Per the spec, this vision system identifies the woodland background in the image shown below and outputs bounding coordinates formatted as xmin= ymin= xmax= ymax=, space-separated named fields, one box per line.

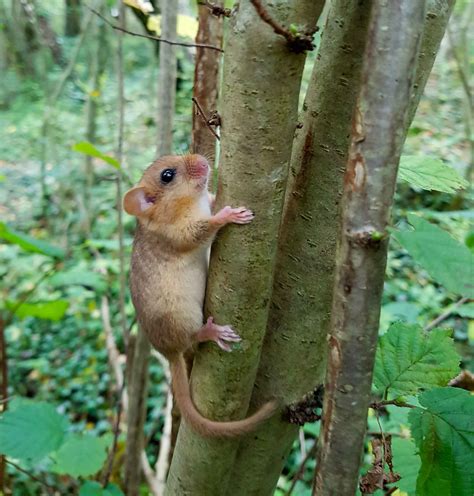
xmin=0 ymin=0 xmax=473 ymax=495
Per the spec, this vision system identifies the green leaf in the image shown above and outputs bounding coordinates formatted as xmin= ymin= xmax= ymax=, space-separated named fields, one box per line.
xmin=409 ymin=388 xmax=474 ymax=496
xmin=398 ymin=155 xmax=468 ymax=193
xmin=79 ymin=481 xmax=124 ymax=496
xmin=50 ymin=268 xmax=107 ymax=292
xmin=373 ymin=322 xmax=460 ymax=397
xmin=391 ymin=437 xmax=421 ymax=495
xmin=52 ymin=434 xmax=110 ymax=477
xmin=0 ymin=402 xmax=67 ymax=463
xmin=455 ymin=302 xmax=474 ymax=318
xmin=6 ymin=300 xmax=69 ymax=321
xmin=72 ymin=142 xmax=121 ymax=169
xmin=0 ymin=222 xmax=64 ymax=258
xmin=393 ymin=214 xmax=474 ymax=297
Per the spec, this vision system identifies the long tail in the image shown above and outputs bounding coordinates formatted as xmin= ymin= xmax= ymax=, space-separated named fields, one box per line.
xmin=169 ymin=354 xmax=277 ymax=437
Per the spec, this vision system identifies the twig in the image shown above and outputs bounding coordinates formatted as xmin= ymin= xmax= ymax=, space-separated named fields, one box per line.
xmin=192 ymin=97 xmax=220 ymax=141
xmin=141 ymin=452 xmax=160 ymax=496
xmin=249 ymin=0 xmax=316 ymax=53
xmin=100 ymin=296 xmax=128 ymax=410
xmin=285 ymin=439 xmax=318 ymax=496
xmin=198 ymin=1 xmax=232 ymax=18
xmin=370 ymin=399 xmax=417 ymax=410
xmin=367 ymin=431 xmax=407 ymax=439
xmin=101 ymin=379 xmax=126 ymax=487
xmin=424 ymin=296 xmax=470 ymax=332
xmin=0 ymin=317 xmax=7 ymax=493
xmin=115 ymin=0 xmax=129 ymax=350
xmin=5 ymin=460 xmax=55 ymax=495
xmin=153 ymin=365 xmax=172 ymax=491
xmin=88 ymin=6 xmax=224 ymax=52
xmin=4 ymin=266 xmax=57 ymax=327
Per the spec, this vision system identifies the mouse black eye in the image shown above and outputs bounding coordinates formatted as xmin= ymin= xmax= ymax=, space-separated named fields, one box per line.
xmin=160 ymin=168 xmax=176 ymax=184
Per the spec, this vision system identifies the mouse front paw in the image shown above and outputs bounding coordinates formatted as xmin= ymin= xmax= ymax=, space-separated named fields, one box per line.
xmin=213 ymin=206 xmax=254 ymax=226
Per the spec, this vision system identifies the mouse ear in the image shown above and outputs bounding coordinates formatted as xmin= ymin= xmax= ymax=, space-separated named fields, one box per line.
xmin=123 ymin=187 xmax=153 ymax=216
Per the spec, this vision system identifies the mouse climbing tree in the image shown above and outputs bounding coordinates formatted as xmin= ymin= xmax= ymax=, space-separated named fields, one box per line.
xmin=133 ymin=0 xmax=455 ymax=494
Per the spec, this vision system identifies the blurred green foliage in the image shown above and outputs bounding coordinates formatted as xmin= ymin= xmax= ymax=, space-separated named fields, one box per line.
xmin=0 ymin=0 xmax=472 ymax=495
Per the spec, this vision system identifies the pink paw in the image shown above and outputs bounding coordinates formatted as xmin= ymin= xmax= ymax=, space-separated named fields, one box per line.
xmin=213 ymin=206 xmax=254 ymax=226
xmin=205 ymin=316 xmax=242 ymax=352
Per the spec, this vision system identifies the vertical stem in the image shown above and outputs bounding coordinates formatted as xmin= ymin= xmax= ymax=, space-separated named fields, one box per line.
xmin=0 ymin=317 xmax=7 ymax=493
xmin=191 ymin=0 xmax=224 ymax=186
xmin=116 ymin=1 xmax=128 ymax=346
xmin=156 ymin=0 xmax=178 ymax=156
xmin=313 ymin=2 xmax=427 ymax=495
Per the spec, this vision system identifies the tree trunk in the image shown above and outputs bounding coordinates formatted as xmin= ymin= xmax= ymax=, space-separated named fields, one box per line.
xmin=65 ymin=0 xmax=81 ymax=37
xmin=313 ymin=2 xmax=427 ymax=494
xmin=156 ymin=0 xmax=177 ymax=156
xmin=165 ymin=2 xmax=322 ymax=494
xmin=191 ymin=1 xmax=224 ymax=169
xmin=224 ymin=2 xmax=371 ymax=494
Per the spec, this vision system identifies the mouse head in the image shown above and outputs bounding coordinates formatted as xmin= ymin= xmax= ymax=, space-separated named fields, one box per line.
xmin=123 ymin=154 xmax=209 ymax=220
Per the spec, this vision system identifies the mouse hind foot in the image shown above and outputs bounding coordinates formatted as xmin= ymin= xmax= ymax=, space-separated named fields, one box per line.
xmin=195 ymin=316 xmax=241 ymax=352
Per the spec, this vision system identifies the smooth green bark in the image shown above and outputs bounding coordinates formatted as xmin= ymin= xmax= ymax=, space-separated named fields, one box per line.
xmin=165 ymin=1 xmax=321 ymax=494
xmin=225 ymin=2 xmax=373 ymax=495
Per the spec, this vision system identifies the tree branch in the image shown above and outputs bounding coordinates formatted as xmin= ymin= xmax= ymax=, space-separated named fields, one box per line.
xmin=88 ymin=6 xmax=224 ymax=52
xmin=192 ymin=97 xmax=220 ymax=141
xmin=249 ymin=0 xmax=317 ymax=53
xmin=313 ymin=2 xmax=427 ymax=494
xmin=424 ymin=296 xmax=470 ymax=331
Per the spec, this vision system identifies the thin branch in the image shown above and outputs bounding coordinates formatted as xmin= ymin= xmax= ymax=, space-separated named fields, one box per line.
xmin=5 ymin=460 xmax=55 ymax=496
xmin=285 ymin=439 xmax=318 ymax=496
xmin=367 ymin=431 xmax=408 ymax=439
xmin=5 ymin=266 xmax=57 ymax=327
xmin=101 ymin=379 xmax=126 ymax=487
xmin=249 ymin=0 xmax=316 ymax=53
xmin=370 ymin=399 xmax=417 ymax=410
xmin=424 ymin=296 xmax=471 ymax=332
xmin=115 ymin=0 xmax=129 ymax=350
xmin=198 ymin=1 xmax=232 ymax=18
xmin=100 ymin=296 xmax=128 ymax=409
xmin=191 ymin=97 xmax=220 ymax=141
xmin=141 ymin=452 xmax=160 ymax=496
xmin=0 ymin=317 xmax=7 ymax=494
xmin=88 ymin=6 xmax=224 ymax=52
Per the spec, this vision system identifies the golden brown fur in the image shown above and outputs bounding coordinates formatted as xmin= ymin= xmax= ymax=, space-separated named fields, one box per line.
xmin=124 ymin=154 xmax=277 ymax=437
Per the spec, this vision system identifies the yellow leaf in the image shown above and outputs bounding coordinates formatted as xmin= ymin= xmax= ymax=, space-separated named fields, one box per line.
xmin=90 ymin=90 xmax=100 ymax=98
xmin=124 ymin=0 xmax=154 ymax=14
xmin=147 ymin=14 xmax=198 ymax=40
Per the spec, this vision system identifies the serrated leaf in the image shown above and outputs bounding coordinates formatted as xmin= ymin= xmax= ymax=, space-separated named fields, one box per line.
xmin=374 ymin=322 xmax=460 ymax=397
xmin=393 ymin=214 xmax=474 ymax=297
xmin=391 ymin=437 xmax=420 ymax=495
xmin=72 ymin=142 xmax=120 ymax=169
xmin=409 ymin=388 xmax=474 ymax=496
xmin=50 ymin=268 xmax=106 ymax=292
xmin=6 ymin=300 xmax=69 ymax=321
xmin=0 ymin=222 xmax=64 ymax=258
xmin=51 ymin=434 xmax=110 ymax=477
xmin=0 ymin=402 xmax=67 ymax=463
xmin=79 ymin=481 xmax=124 ymax=496
xmin=398 ymin=155 xmax=468 ymax=193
